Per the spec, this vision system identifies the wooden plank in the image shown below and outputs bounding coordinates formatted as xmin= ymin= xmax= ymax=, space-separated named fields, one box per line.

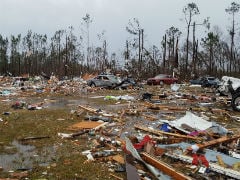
xmin=141 ymin=152 xmax=192 ymax=180
xmin=109 ymin=173 xmax=124 ymax=180
xmin=187 ymin=135 xmax=240 ymax=151
xmin=68 ymin=121 xmax=103 ymax=130
xmin=144 ymin=102 xmax=187 ymax=111
xmin=112 ymin=154 xmax=125 ymax=164
xmin=78 ymin=105 xmax=122 ymax=122
xmin=134 ymin=125 xmax=202 ymax=141
xmin=142 ymin=114 xmax=158 ymax=121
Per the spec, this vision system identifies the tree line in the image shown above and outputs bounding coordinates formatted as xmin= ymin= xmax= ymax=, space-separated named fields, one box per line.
xmin=0 ymin=2 xmax=240 ymax=80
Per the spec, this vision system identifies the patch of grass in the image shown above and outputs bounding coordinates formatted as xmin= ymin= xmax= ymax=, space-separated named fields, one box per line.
xmin=30 ymin=153 xmax=112 ymax=179
xmin=0 ymin=93 xmax=127 ymax=179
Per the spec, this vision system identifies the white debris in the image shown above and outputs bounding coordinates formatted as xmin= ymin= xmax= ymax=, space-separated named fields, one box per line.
xmin=168 ymin=111 xmax=212 ymax=133
xmin=57 ymin=133 xmax=73 ymax=139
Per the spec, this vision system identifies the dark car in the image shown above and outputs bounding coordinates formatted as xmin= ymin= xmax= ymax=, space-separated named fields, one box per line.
xmin=147 ymin=74 xmax=178 ymax=85
xmin=189 ymin=77 xmax=204 ymax=85
xmin=190 ymin=76 xmax=220 ymax=88
xmin=87 ymin=74 xmax=121 ymax=88
xmin=202 ymin=77 xmax=221 ymax=87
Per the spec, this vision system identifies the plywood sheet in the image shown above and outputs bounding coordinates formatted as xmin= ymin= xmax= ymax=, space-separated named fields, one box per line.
xmin=69 ymin=121 xmax=103 ymax=130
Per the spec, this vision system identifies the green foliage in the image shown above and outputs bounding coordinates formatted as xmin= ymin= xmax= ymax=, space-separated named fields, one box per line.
xmin=201 ymin=32 xmax=219 ymax=48
xmin=183 ymin=2 xmax=200 ymax=19
xmin=225 ymin=2 xmax=240 ymax=14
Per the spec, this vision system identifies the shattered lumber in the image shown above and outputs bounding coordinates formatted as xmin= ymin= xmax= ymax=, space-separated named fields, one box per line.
xmin=141 ymin=152 xmax=192 ymax=180
xmin=187 ymin=135 xmax=240 ymax=150
xmin=153 ymin=136 xmax=185 ymax=144
xmin=144 ymin=102 xmax=187 ymax=111
xmin=142 ymin=114 xmax=158 ymax=121
xmin=78 ymin=105 xmax=122 ymax=122
xmin=165 ymin=152 xmax=240 ymax=179
xmin=109 ymin=173 xmax=123 ymax=180
xmin=134 ymin=125 xmax=202 ymax=141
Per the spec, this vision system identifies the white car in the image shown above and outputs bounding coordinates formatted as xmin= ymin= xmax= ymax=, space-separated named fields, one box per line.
xmin=87 ymin=74 xmax=121 ymax=88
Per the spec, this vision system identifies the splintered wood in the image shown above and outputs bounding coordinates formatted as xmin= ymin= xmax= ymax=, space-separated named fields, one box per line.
xmin=141 ymin=152 xmax=192 ymax=180
xmin=78 ymin=104 xmax=122 ymax=122
xmin=144 ymin=101 xmax=187 ymax=112
xmin=134 ymin=124 xmax=202 ymax=141
xmin=187 ymin=135 xmax=240 ymax=150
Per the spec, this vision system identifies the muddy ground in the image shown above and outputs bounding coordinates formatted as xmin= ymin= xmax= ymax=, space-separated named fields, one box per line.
xmin=0 ymin=83 xmax=240 ymax=179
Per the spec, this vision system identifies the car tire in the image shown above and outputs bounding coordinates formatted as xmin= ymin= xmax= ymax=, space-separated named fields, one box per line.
xmin=160 ymin=81 xmax=164 ymax=85
xmin=231 ymin=91 xmax=240 ymax=112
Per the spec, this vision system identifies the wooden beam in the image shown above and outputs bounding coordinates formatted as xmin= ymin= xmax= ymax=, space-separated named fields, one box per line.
xmin=144 ymin=102 xmax=187 ymax=111
xmin=187 ymin=135 xmax=240 ymax=150
xmin=141 ymin=152 xmax=192 ymax=180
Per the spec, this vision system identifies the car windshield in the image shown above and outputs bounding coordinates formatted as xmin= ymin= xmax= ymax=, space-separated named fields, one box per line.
xmin=155 ymin=74 xmax=168 ymax=78
xmin=103 ymin=75 xmax=120 ymax=82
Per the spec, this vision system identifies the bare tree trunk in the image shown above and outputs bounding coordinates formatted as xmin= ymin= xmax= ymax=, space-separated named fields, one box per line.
xmin=163 ymin=34 xmax=167 ymax=72
xmin=174 ymin=37 xmax=179 ymax=68
xmin=65 ymin=35 xmax=68 ymax=76
xmin=167 ymin=38 xmax=171 ymax=71
xmin=18 ymin=56 xmax=21 ymax=75
xmin=230 ymin=14 xmax=235 ymax=75
xmin=138 ymin=29 xmax=141 ymax=73
xmin=195 ymin=40 xmax=198 ymax=74
xmin=141 ymin=29 xmax=144 ymax=71
xmin=125 ymin=40 xmax=129 ymax=60
xmin=103 ymin=40 xmax=107 ymax=67
xmin=192 ymin=22 xmax=196 ymax=75
xmin=172 ymin=36 xmax=175 ymax=61
xmin=186 ymin=23 xmax=190 ymax=74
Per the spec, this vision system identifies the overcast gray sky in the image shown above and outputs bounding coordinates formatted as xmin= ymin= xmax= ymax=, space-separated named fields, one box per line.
xmin=0 ymin=0 xmax=238 ymax=53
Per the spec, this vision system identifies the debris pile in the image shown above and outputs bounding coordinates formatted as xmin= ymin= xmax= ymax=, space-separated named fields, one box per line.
xmin=1 ymin=74 xmax=240 ymax=179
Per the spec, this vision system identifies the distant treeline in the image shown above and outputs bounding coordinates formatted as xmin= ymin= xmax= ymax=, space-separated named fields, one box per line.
xmin=1 ymin=2 xmax=240 ymax=80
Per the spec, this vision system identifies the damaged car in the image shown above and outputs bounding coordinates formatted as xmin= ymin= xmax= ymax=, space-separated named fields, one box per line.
xmin=190 ymin=76 xmax=220 ymax=88
xmin=147 ymin=74 xmax=178 ymax=85
xmin=113 ymin=76 xmax=140 ymax=89
xmin=87 ymin=74 xmax=121 ymax=88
